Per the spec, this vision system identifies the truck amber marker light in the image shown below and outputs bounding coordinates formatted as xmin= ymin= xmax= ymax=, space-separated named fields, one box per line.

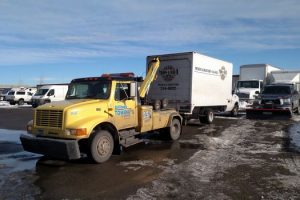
xmin=67 ymin=128 xmax=87 ymax=136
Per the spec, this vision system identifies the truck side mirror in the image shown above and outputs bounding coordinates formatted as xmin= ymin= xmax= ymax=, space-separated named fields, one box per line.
xmin=130 ymin=82 xmax=137 ymax=97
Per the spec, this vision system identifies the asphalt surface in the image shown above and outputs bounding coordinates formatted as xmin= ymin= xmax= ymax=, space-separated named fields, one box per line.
xmin=0 ymin=107 xmax=300 ymax=199
xmin=0 ymin=107 xmax=33 ymax=130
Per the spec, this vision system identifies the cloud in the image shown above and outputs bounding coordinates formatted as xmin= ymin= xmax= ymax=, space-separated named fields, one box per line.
xmin=0 ymin=0 xmax=299 ymax=65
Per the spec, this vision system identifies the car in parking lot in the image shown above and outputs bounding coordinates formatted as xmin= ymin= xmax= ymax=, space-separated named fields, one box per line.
xmin=5 ymin=88 xmax=36 ymax=105
xmin=0 ymin=88 xmax=11 ymax=101
xmin=246 ymin=83 xmax=300 ymax=117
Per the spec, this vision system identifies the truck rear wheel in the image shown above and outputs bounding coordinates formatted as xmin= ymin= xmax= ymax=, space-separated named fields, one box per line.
xmin=199 ymin=109 xmax=214 ymax=124
xmin=89 ymin=130 xmax=114 ymax=163
xmin=168 ymin=118 xmax=181 ymax=140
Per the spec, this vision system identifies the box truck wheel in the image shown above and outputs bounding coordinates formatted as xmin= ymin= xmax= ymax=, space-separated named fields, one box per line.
xmin=89 ymin=130 xmax=114 ymax=163
xmin=199 ymin=109 xmax=214 ymax=124
xmin=152 ymin=99 xmax=161 ymax=110
xmin=168 ymin=118 xmax=181 ymax=140
xmin=161 ymin=98 xmax=168 ymax=109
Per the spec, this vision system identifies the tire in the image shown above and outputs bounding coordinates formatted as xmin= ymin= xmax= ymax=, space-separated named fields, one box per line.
xmin=199 ymin=109 xmax=214 ymax=124
xmin=231 ymin=104 xmax=239 ymax=117
xmin=161 ymin=98 xmax=168 ymax=109
xmin=89 ymin=130 xmax=114 ymax=163
xmin=167 ymin=118 xmax=182 ymax=140
xmin=9 ymin=101 xmax=15 ymax=105
xmin=152 ymin=99 xmax=161 ymax=110
xmin=32 ymin=104 xmax=38 ymax=108
xmin=18 ymin=99 xmax=24 ymax=105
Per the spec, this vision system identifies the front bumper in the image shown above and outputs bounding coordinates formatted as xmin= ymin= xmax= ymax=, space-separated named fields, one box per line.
xmin=31 ymin=99 xmax=44 ymax=107
xmin=246 ymin=106 xmax=292 ymax=118
xmin=20 ymin=134 xmax=81 ymax=160
xmin=239 ymin=99 xmax=255 ymax=110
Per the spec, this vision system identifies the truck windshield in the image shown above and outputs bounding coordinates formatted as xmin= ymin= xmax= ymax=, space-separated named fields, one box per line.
xmin=34 ymin=89 xmax=49 ymax=96
xmin=66 ymin=81 xmax=111 ymax=100
xmin=237 ymin=81 xmax=259 ymax=88
xmin=262 ymin=86 xmax=291 ymax=95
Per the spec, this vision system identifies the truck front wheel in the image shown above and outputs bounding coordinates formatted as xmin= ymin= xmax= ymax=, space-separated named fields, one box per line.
xmin=89 ymin=130 xmax=114 ymax=163
xmin=168 ymin=118 xmax=181 ymax=140
xmin=231 ymin=104 xmax=239 ymax=117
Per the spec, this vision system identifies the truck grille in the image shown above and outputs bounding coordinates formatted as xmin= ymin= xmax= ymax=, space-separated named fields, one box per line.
xmin=35 ymin=110 xmax=63 ymax=128
xmin=236 ymin=92 xmax=249 ymax=99
xmin=261 ymin=99 xmax=281 ymax=105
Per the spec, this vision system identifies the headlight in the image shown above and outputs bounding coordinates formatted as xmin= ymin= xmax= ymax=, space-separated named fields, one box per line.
xmin=280 ymin=98 xmax=291 ymax=105
xmin=26 ymin=120 xmax=34 ymax=133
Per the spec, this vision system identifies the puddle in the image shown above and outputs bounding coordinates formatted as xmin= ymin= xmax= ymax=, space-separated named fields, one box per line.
xmin=287 ymin=124 xmax=300 ymax=152
xmin=0 ymin=128 xmax=24 ymax=143
xmin=0 ymin=129 xmax=40 ymax=173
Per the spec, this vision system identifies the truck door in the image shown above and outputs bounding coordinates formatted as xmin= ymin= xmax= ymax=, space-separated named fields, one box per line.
xmin=47 ymin=89 xmax=55 ymax=101
xmin=113 ymin=82 xmax=137 ymax=129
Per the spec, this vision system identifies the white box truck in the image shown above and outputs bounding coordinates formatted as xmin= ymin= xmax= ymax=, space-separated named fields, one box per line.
xmin=31 ymin=84 xmax=68 ymax=108
xmin=147 ymin=52 xmax=239 ymax=124
xmin=270 ymin=71 xmax=300 ymax=91
xmin=236 ymin=64 xmax=281 ymax=109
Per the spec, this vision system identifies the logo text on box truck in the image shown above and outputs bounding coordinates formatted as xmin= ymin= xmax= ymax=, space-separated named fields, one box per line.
xmin=194 ymin=66 xmax=227 ymax=80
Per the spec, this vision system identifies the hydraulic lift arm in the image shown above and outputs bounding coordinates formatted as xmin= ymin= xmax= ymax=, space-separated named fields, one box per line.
xmin=139 ymin=57 xmax=160 ymax=98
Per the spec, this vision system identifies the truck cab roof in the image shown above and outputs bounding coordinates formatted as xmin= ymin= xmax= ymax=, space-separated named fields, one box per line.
xmin=71 ymin=74 xmax=143 ymax=83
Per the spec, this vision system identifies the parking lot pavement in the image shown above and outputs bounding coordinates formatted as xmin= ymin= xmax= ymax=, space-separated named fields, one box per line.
xmin=0 ymin=108 xmax=299 ymax=199
xmin=0 ymin=107 xmax=33 ymax=130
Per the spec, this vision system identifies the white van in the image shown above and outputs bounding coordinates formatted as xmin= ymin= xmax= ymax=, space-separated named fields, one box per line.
xmin=31 ymin=84 xmax=68 ymax=108
xmin=6 ymin=88 xmax=36 ymax=105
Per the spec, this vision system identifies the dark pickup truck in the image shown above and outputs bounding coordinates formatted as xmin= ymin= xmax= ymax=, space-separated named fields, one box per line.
xmin=246 ymin=83 xmax=300 ymax=118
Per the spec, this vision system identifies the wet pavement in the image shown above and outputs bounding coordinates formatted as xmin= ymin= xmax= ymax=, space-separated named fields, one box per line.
xmin=0 ymin=108 xmax=300 ymax=199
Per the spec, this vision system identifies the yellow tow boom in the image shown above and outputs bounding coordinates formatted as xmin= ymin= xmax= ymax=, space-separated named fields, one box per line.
xmin=139 ymin=57 xmax=160 ymax=98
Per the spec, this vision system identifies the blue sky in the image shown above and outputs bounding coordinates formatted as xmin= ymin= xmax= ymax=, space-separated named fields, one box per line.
xmin=0 ymin=0 xmax=300 ymax=86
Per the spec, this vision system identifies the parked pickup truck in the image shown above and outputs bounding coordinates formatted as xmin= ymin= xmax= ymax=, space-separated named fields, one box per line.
xmin=246 ymin=83 xmax=300 ymax=118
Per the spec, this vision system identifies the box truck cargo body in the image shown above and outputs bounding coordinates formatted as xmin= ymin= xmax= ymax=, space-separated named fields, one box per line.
xmin=271 ymin=71 xmax=300 ymax=92
xmin=236 ymin=64 xmax=281 ymax=109
xmin=147 ymin=52 xmax=239 ymax=124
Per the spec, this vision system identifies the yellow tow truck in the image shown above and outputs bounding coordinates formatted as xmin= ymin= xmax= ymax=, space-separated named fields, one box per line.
xmin=20 ymin=58 xmax=182 ymax=163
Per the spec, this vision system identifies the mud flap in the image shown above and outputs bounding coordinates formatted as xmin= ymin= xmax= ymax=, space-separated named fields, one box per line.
xmin=20 ymin=134 xmax=81 ymax=160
